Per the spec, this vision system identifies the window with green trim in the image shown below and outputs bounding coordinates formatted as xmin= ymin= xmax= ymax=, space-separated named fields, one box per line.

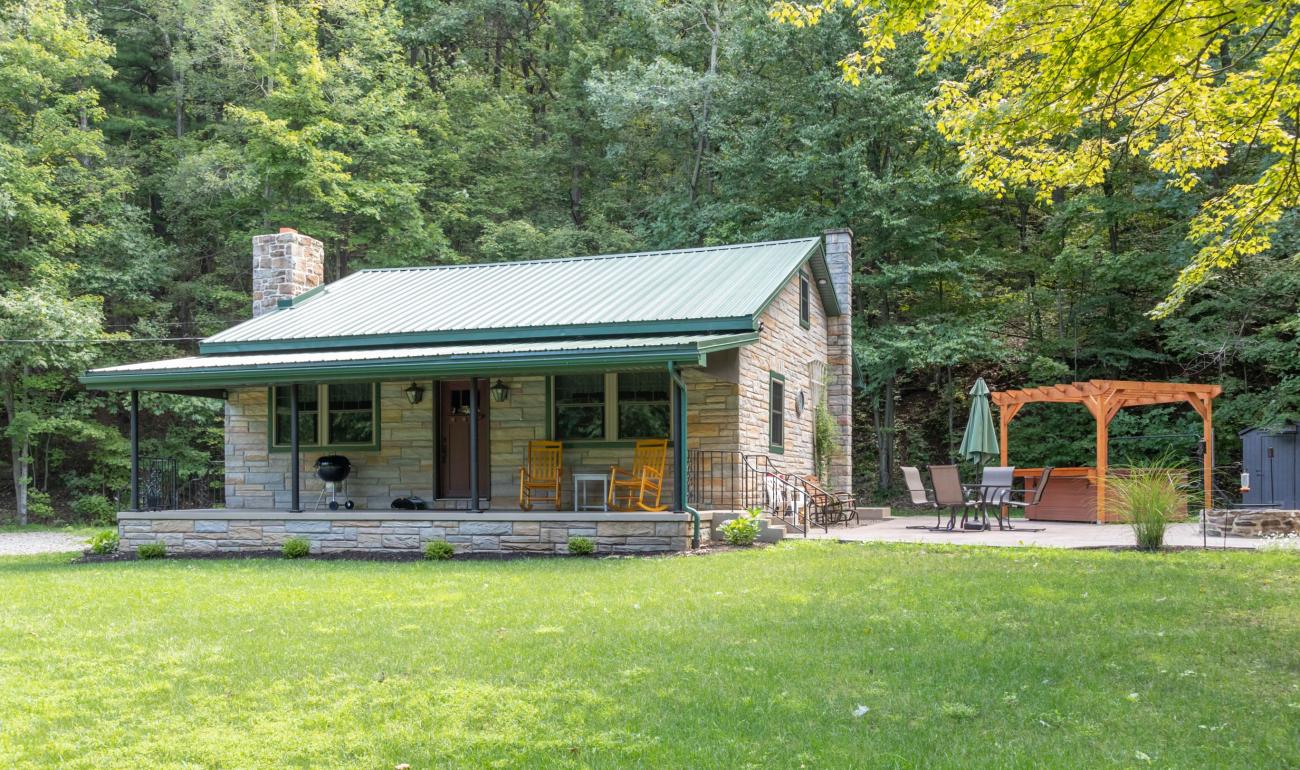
xmin=552 ymin=372 xmax=671 ymax=441
xmin=271 ymin=384 xmax=377 ymax=448
xmin=799 ymin=273 xmax=811 ymax=328
xmin=769 ymin=374 xmax=785 ymax=451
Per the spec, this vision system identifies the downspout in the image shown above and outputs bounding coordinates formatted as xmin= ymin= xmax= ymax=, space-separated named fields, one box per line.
xmin=669 ymin=362 xmax=700 ymax=548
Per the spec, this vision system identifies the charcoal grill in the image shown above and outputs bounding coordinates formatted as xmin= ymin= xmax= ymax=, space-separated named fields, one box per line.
xmin=313 ymin=455 xmax=355 ymax=510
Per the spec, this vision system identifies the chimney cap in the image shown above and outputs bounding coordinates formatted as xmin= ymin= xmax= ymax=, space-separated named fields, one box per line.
xmin=279 ymin=227 xmax=298 ymax=234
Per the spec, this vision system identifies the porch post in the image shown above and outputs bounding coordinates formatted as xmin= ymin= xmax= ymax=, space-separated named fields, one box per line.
xmin=469 ymin=376 xmax=481 ymax=512
xmin=289 ymin=384 xmax=302 ymax=512
xmin=129 ymin=390 xmax=140 ymax=511
xmin=672 ymin=367 xmax=687 ymax=511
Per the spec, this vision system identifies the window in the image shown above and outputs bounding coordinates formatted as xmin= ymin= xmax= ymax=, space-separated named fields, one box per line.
xmin=553 ymin=374 xmax=605 ymax=440
xmin=799 ymin=273 xmax=811 ymax=328
xmin=552 ymin=372 xmax=672 ymax=441
xmin=617 ymin=372 xmax=671 ymax=439
xmin=769 ymin=373 xmax=785 ymax=452
xmin=271 ymin=384 xmax=378 ymax=448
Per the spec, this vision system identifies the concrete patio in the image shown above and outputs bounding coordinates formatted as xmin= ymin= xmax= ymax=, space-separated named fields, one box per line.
xmin=806 ymin=515 xmax=1265 ymax=549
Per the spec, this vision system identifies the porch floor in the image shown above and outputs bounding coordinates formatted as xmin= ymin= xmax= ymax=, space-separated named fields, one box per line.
xmin=119 ymin=508 xmax=703 ymax=522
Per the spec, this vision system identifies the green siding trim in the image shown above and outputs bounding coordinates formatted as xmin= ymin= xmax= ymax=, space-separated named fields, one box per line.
xmin=265 ymin=384 xmax=383 ymax=454
xmin=199 ymin=317 xmax=756 ymax=355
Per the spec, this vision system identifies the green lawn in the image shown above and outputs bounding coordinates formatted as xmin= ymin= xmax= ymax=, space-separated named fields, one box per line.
xmin=0 ymin=544 xmax=1295 ymax=768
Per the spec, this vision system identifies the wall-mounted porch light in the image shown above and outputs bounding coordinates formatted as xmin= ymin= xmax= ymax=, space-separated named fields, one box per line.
xmin=404 ymin=382 xmax=425 ymax=405
xmin=490 ymin=379 xmax=510 ymax=403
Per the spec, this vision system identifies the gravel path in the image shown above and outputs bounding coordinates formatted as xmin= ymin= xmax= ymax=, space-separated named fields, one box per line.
xmin=0 ymin=532 xmax=88 ymax=556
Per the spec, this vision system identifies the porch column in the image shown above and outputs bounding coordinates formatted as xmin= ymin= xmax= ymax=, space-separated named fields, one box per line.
xmin=129 ymin=390 xmax=140 ymax=511
xmin=672 ymin=368 xmax=687 ymax=512
xmin=289 ymin=384 xmax=302 ymax=512
xmin=469 ymin=376 xmax=481 ymax=512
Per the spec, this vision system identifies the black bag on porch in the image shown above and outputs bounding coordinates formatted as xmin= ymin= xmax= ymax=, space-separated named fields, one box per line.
xmin=391 ymin=496 xmax=428 ymax=510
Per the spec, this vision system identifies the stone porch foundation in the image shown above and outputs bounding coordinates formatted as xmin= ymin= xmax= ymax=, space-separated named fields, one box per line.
xmin=117 ymin=510 xmax=703 ymax=556
xmin=1203 ymin=508 xmax=1299 ymax=538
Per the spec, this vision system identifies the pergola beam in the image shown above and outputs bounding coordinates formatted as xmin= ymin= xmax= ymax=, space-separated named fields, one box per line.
xmin=994 ymin=379 xmax=1222 ymax=524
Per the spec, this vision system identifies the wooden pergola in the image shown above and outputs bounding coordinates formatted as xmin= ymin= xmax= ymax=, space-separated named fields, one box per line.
xmin=991 ymin=380 xmax=1223 ymax=522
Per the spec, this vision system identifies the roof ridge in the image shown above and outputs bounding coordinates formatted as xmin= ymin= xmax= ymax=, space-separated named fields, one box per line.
xmin=352 ymin=236 xmax=821 ymax=275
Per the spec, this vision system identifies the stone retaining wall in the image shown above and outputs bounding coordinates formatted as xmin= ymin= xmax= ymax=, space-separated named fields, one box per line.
xmin=117 ymin=511 xmax=696 ymax=555
xmin=1203 ymin=508 xmax=1300 ymax=538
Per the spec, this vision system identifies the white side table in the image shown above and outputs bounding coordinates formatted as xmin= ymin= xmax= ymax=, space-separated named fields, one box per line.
xmin=572 ymin=472 xmax=609 ymax=512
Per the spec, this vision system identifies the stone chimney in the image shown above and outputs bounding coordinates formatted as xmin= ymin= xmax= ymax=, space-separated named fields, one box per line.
xmin=823 ymin=228 xmax=854 ymax=496
xmin=251 ymin=228 xmax=325 ymax=317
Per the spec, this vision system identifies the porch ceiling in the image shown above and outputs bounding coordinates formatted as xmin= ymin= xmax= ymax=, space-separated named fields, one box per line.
xmin=80 ymin=332 xmax=757 ymax=392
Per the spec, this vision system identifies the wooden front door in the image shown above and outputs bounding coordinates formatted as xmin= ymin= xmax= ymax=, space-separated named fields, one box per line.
xmin=438 ymin=380 xmax=491 ymax=499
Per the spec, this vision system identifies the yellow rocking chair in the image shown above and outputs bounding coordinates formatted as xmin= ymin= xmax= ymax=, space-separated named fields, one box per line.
xmin=519 ymin=440 xmax=563 ymax=510
xmin=607 ymin=439 xmax=669 ymax=512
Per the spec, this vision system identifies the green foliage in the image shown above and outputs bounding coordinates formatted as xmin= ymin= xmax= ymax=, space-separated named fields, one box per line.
xmin=88 ymin=529 xmax=119 ymax=555
xmin=567 ymin=537 xmax=595 ymax=556
xmin=813 ymin=399 xmax=837 ymax=481
xmin=719 ymin=508 xmax=763 ymax=547
xmin=282 ymin=538 xmax=311 ymax=559
xmin=1109 ymin=459 xmax=1190 ymax=551
xmin=423 ymin=540 xmax=455 ymax=561
xmin=24 ymin=490 xmax=55 ymax=521
xmin=136 ymin=543 xmax=166 ymax=560
xmin=72 ymin=495 xmax=117 ymax=526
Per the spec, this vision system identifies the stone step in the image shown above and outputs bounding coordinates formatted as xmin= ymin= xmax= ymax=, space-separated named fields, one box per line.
xmin=711 ymin=513 xmax=786 ymax=543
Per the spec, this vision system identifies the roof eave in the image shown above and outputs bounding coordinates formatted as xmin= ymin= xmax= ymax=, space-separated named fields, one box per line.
xmin=80 ymin=336 xmax=759 ymax=393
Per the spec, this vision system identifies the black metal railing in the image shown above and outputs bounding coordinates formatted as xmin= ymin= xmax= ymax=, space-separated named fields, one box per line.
xmin=128 ymin=458 xmax=224 ymax=510
xmin=686 ymin=449 xmax=811 ymax=536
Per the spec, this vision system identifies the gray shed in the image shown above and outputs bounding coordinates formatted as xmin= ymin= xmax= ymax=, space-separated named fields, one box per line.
xmin=1239 ymin=424 xmax=1300 ymax=509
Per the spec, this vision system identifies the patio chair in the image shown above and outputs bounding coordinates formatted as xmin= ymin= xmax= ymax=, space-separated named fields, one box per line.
xmin=518 ymin=440 xmax=563 ymax=510
xmin=902 ymin=466 xmax=942 ymax=528
xmin=963 ymin=465 xmax=1015 ymax=531
xmin=800 ymin=476 xmax=857 ymax=532
xmin=927 ymin=464 xmax=972 ymax=531
xmin=1000 ymin=466 xmax=1055 ymax=527
xmin=608 ymin=439 xmax=669 ymax=512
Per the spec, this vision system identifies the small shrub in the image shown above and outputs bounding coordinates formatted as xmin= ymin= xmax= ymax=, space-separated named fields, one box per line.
xmin=88 ymin=530 xmax=119 ymax=555
xmin=424 ymin=540 xmax=455 ymax=560
xmin=73 ymin=495 xmax=117 ymax=526
xmin=282 ymin=537 xmax=310 ymax=559
xmin=136 ymin=542 xmax=166 ymax=560
xmin=1110 ymin=461 xmax=1188 ymax=551
xmin=813 ymin=399 xmax=838 ymax=481
xmin=719 ymin=507 xmax=764 ymax=546
xmin=26 ymin=489 xmax=55 ymax=521
xmin=567 ymin=536 xmax=595 ymax=556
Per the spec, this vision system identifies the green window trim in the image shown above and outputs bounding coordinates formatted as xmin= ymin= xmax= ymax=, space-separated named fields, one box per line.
xmin=768 ymin=372 xmax=786 ymax=453
xmin=799 ymin=273 xmax=811 ymax=329
xmin=547 ymin=372 xmax=673 ymax=444
xmin=268 ymin=383 xmax=382 ymax=452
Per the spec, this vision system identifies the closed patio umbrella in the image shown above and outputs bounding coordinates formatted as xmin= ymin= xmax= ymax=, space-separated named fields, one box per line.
xmin=958 ymin=377 xmax=999 ymax=465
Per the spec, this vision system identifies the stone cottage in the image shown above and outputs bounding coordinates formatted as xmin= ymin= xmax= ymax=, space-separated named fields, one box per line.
xmin=82 ymin=230 xmax=855 ymax=555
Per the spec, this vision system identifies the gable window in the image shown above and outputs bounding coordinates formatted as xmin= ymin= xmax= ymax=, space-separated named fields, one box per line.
xmin=271 ymin=384 xmax=378 ymax=449
xmin=769 ymin=373 xmax=785 ymax=452
xmin=552 ymin=372 xmax=671 ymax=441
xmin=799 ymin=273 xmax=811 ymax=328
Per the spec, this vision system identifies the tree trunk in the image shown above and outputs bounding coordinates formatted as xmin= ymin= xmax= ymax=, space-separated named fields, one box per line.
xmin=2 ymin=384 xmax=27 ymax=525
xmin=875 ymin=373 xmax=896 ymax=493
xmin=689 ymin=0 xmax=720 ymax=204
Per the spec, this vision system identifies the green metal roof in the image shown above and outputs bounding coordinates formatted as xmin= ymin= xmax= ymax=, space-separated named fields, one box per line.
xmin=201 ymin=237 xmax=836 ymax=354
xmin=81 ymin=333 xmax=757 ymax=392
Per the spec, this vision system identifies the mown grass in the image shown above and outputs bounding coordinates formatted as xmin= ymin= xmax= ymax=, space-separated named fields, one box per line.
xmin=0 ymin=543 xmax=1296 ymax=768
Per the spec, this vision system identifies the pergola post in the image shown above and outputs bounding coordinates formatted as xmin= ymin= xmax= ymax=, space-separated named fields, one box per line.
xmin=1191 ymin=394 xmax=1215 ymax=513
xmin=1092 ymin=396 xmax=1109 ymax=524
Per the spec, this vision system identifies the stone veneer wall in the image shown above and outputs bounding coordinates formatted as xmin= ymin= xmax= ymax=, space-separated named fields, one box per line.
xmin=1203 ymin=508 xmax=1299 ymax=538
xmin=224 ymin=381 xmax=435 ymax=510
xmin=118 ymin=512 xmax=692 ymax=555
xmin=736 ymin=265 xmax=830 ymax=480
xmin=822 ymin=230 xmax=854 ymax=496
xmin=251 ymin=229 xmax=325 ymax=318
xmin=225 ymin=371 xmax=737 ymax=511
